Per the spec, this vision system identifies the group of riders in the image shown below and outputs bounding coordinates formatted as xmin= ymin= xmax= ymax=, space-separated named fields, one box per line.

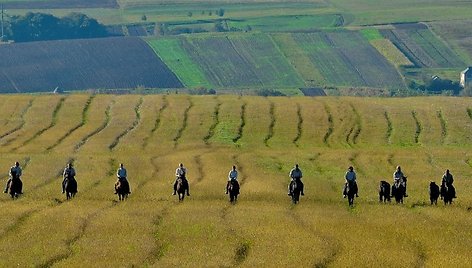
xmin=3 ymin=161 xmax=457 ymax=201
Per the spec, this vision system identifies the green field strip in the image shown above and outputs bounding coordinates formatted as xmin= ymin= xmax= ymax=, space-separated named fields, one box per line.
xmin=0 ymin=96 xmax=62 ymax=151
xmin=232 ymin=102 xmax=247 ymax=145
xmin=370 ymin=39 xmax=413 ymax=68
xmin=18 ymin=95 xmax=91 ymax=153
xmin=47 ymin=95 xmax=95 ymax=152
xmin=179 ymin=95 xmax=218 ymax=148
xmin=74 ymin=98 xmax=115 ymax=153
xmin=209 ymin=95 xmax=243 ymax=145
xmin=146 ymin=38 xmax=212 ymax=88
xmin=142 ymin=95 xmax=168 ymax=149
xmin=265 ymin=97 xmax=299 ymax=148
xmin=360 ymin=28 xmax=383 ymax=41
xmin=147 ymin=94 xmax=190 ymax=151
xmin=0 ymin=98 xmax=33 ymax=140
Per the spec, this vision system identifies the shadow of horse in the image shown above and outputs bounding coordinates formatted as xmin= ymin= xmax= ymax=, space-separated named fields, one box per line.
xmin=440 ymin=182 xmax=455 ymax=205
xmin=64 ymin=177 xmax=77 ymax=200
xmin=346 ymin=181 xmax=356 ymax=207
xmin=379 ymin=180 xmax=391 ymax=203
xmin=290 ymin=180 xmax=301 ymax=204
xmin=227 ymin=180 xmax=240 ymax=203
xmin=429 ymin=181 xmax=440 ymax=205
xmin=115 ymin=179 xmax=130 ymax=201
xmin=9 ymin=177 xmax=23 ymax=199
xmin=176 ymin=178 xmax=188 ymax=202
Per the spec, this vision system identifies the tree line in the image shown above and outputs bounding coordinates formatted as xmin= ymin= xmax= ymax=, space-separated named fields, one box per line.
xmin=4 ymin=12 xmax=108 ymax=42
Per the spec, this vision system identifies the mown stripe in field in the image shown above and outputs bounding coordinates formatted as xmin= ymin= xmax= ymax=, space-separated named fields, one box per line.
xmin=12 ymin=97 xmax=66 ymax=152
xmin=143 ymin=95 xmax=169 ymax=149
xmin=203 ymin=96 xmax=221 ymax=145
xmin=263 ymin=101 xmax=276 ymax=147
xmin=47 ymin=95 xmax=95 ymax=152
xmin=437 ymin=110 xmax=447 ymax=145
xmin=411 ymin=111 xmax=422 ymax=144
xmin=109 ymin=97 xmax=144 ymax=151
xmin=74 ymin=99 xmax=115 ymax=152
xmin=323 ymin=103 xmax=334 ymax=146
xmin=384 ymin=111 xmax=393 ymax=144
xmin=233 ymin=102 xmax=247 ymax=145
xmin=0 ymin=99 xmax=33 ymax=140
xmin=293 ymin=103 xmax=303 ymax=146
xmin=349 ymin=103 xmax=362 ymax=145
xmin=173 ymin=97 xmax=193 ymax=148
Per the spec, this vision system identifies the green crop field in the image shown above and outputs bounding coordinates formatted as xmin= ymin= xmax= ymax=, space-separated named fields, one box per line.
xmin=1 ymin=94 xmax=472 ymax=266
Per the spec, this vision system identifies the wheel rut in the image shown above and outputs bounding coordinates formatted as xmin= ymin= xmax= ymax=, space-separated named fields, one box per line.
xmin=233 ymin=102 xmax=247 ymax=145
xmin=203 ymin=96 xmax=221 ymax=145
xmin=293 ymin=103 xmax=303 ymax=147
xmin=0 ymin=99 xmax=33 ymax=140
xmin=263 ymin=100 xmax=275 ymax=147
xmin=143 ymin=95 xmax=169 ymax=149
xmin=173 ymin=97 xmax=193 ymax=148
xmin=109 ymin=97 xmax=143 ymax=151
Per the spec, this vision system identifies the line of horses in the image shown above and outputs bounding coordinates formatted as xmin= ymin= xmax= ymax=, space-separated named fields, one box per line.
xmin=5 ymin=175 xmax=455 ymax=207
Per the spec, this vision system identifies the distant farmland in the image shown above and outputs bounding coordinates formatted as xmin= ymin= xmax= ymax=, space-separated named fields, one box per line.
xmin=1 ymin=0 xmax=118 ymax=9
xmin=0 ymin=37 xmax=183 ymax=93
xmin=381 ymin=24 xmax=464 ymax=68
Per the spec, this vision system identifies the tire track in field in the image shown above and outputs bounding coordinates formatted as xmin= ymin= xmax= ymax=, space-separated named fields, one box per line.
xmin=173 ymin=97 xmax=193 ymax=148
xmin=233 ymin=102 xmax=247 ymax=145
xmin=293 ymin=103 xmax=303 ymax=147
xmin=322 ymin=103 xmax=333 ymax=147
xmin=74 ymin=99 xmax=115 ymax=153
xmin=437 ymin=110 xmax=447 ymax=144
xmin=11 ymin=97 xmax=66 ymax=152
xmin=143 ymin=95 xmax=169 ymax=149
xmin=411 ymin=111 xmax=422 ymax=144
xmin=0 ymin=99 xmax=33 ymax=140
xmin=221 ymin=154 xmax=251 ymax=266
xmin=263 ymin=100 xmax=275 ymax=147
xmin=346 ymin=103 xmax=361 ymax=146
xmin=203 ymin=96 xmax=221 ymax=145
xmin=287 ymin=208 xmax=342 ymax=268
xmin=384 ymin=111 xmax=393 ymax=144
xmin=47 ymin=95 xmax=95 ymax=151
xmin=109 ymin=97 xmax=143 ymax=151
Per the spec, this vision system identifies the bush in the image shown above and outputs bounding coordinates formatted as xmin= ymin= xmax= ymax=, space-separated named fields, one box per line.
xmin=255 ymin=89 xmax=286 ymax=97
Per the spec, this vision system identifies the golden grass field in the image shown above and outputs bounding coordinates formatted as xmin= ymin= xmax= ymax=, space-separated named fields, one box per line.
xmin=0 ymin=94 xmax=472 ymax=267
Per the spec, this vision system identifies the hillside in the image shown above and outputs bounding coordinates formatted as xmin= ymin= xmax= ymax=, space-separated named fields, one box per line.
xmin=0 ymin=94 xmax=471 ymax=266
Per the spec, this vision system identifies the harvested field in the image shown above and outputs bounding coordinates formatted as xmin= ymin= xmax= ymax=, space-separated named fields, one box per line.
xmin=381 ymin=25 xmax=464 ymax=68
xmin=2 ymin=0 xmax=118 ymax=9
xmin=0 ymin=37 xmax=183 ymax=92
xmin=291 ymin=31 xmax=405 ymax=88
xmin=429 ymin=20 xmax=472 ymax=64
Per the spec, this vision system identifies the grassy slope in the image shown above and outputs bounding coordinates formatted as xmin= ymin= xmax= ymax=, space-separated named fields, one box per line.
xmin=0 ymin=95 xmax=472 ymax=266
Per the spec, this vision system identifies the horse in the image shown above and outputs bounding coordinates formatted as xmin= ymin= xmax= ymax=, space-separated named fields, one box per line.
xmin=379 ymin=180 xmax=391 ymax=203
xmin=289 ymin=180 xmax=301 ymax=204
xmin=391 ymin=177 xmax=407 ymax=204
xmin=227 ymin=180 xmax=240 ymax=203
xmin=429 ymin=181 xmax=440 ymax=205
xmin=115 ymin=179 xmax=130 ymax=201
xmin=64 ymin=177 xmax=77 ymax=200
xmin=9 ymin=177 xmax=23 ymax=199
xmin=440 ymin=181 xmax=454 ymax=205
xmin=345 ymin=181 xmax=356 ymax=207
xmin=176 ymin=178 xmax=188 ymax=201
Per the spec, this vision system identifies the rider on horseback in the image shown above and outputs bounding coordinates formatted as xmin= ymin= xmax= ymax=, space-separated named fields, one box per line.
xmin=392 ymin=166 xmax=408 ymax=197
xmin=115 ymin=163 xmax=131 ymax=194
xmin=343 ymin=166 xmax=358 ymax=198
xmin=173 ymin=163 xmax=190 ymax=196
xmin=62 ymin=162 xmax=76 ymax=194
xmin=3 ymin=162 xmax=22 ymax=194
xmin=288 ymin=164 xmax=304 ymax=196
xmin=226 ymin=165 xmax=239 ymax=194
xmin=441 ymin=169 xmax=456 ymax=198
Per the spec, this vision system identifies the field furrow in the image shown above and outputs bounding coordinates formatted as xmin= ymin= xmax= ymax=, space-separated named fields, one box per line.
xmin=142 ymin=95 xmax=168 ymax=149
xmin=0 ymin=97 xmax=33 ymax=139
xmin=109 ymin=97 xmax=144 ymax=151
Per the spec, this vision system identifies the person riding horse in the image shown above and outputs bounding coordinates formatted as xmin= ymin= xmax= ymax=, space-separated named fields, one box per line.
xmin=288 ymin=164 xmax=304 ymax=196
xmin=173 ymin=163 xmax=190 ymax=196
xmin=343 ymin=166 xmax=358 ymax=198
xmin=62 ymin=162 xmax=76 ymax=194
xmin=4 ymin=162 xmax=22 ymax=194
xmin=115 ymin=163 xmax=131 ymax=194
xmin=226 ymin=165 xmax=240 ymax=194
xmin=392 ymin=166 xmax=408 ymax=197
xmin=441 ymin=169 xmax=456 ymax=199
